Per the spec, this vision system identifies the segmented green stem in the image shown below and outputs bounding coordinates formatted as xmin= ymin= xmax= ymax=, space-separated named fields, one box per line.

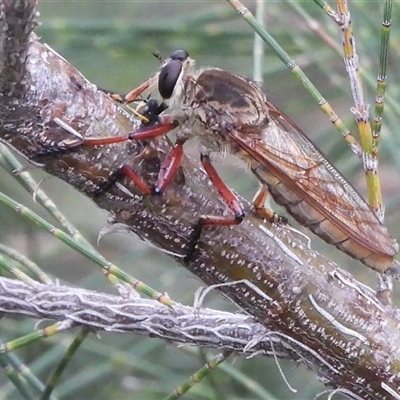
xmin=373 ymin=0 xmax=392 ymax=147
xmin=41 ymin=329 xmax=90 ymax=400
xmin=253 ymin=0 xmax=265 ymax=83
xmin=1 ymin=322 xmax=74 ymax=354
xmin=312 ymin=0 xmax=342 ymax=23
xmin=0 ymin=145 xmax=87 ymax=244
xmin=0 ymin=244 xmax=52 ymax=284
xmin=0 ymin=346 xmax=58 ymax=400
xmin=0 ymin=190 xmax=173 ymax=306
xmin=335 ymin=0 xmax=383 ymax=220
xmin=164 ymin=351 xmax=231 ymax=400
xmin=0 ymin=354 xmax=37 ymax=400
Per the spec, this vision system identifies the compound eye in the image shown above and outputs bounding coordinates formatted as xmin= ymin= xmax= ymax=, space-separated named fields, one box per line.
xmin=158 ymin=60 xmax=182 ymax=99
xmin=170 ymin=49 xmax=189 ymax=61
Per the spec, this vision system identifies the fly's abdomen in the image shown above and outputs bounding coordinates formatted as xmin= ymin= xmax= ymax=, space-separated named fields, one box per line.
xmin=251 ymin=163 xmax=396 ymax=272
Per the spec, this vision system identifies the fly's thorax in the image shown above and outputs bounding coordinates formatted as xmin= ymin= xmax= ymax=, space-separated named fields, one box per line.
xmin=173 ymin=109 xmax=228 ymax=155
xmin=194 ymin=68 xmax=268 ymax=126
xmin=168 ymin=65 xmax=271 ymax=144
xmin=167 ymin=63 xmax=273 ymax=156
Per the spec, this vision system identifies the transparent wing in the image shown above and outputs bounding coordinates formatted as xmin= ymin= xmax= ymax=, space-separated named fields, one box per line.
xmin=228 ymin=100 xmax=398 ymax=257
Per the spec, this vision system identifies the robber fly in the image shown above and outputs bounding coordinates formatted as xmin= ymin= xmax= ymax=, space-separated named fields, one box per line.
xmin=81 ymin=50 xmax=398 ymax=273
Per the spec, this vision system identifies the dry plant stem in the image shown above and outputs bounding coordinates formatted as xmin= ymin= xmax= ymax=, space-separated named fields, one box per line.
xmin=0 ymin=277 xmax=294 ymax=359
xmin=1 ymin=1 xmax=400 ymax=398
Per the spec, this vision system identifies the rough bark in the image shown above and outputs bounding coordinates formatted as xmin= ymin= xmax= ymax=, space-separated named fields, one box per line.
xmin=0 ymin=1 xmax=400 ymax=398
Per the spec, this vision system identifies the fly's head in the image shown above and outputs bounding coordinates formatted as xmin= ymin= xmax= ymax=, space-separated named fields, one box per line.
xmin=158 ymin=50 xmax=195 ymax=109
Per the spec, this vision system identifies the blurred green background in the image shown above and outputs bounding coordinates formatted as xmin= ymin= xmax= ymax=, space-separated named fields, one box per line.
xmin=1 ymin=0 xmax=400 ymax=399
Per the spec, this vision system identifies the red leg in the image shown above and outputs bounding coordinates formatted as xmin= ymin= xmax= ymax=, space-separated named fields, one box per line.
xmin=101 ymin=140 xmax=183 ymax=198
xmin=153 ymin=140 xmax=185 ymax=194
xmin=100 ymin=76 xmax=158 ymax=107
xmin=99 ymin=81 xmax=150 ymax=105
xmin=123 ymin=79 xmax=152 ymax=104
xmin=184 ymin=154 xmax=245 ymax=262
xmin=120 ymin=165 xmax=152 ymax=195
xmin=82 ymin=118 xmax=177 ymax=147
xmin=92 ymin=164 xmax=153 ymax=197
xmin=200 ymin=153 xmax=244 ymax=226
xmin=96 ymin=134 xmax=183 ymax=197
xmin=87 ymin=116 xmax=177 ymax=196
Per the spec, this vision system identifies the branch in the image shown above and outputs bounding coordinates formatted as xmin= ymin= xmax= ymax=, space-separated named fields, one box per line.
xmin=0 ymin=277 xmax=299 ymax=360
xmin=0 ymin=1 xmax=399 ymax=398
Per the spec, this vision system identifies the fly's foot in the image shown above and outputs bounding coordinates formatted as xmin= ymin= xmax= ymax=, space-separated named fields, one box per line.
xmin=34 ymin=139 xmax=83 ymax=157
xmin=184 ymin=220 xmax=205 ymax=263
xmin=92 ymin=168 xmax=124 ymax=197
xmin=271 ymin=213 xmax=288 ymax=225
xmin=253 ymin=205 xmax=288 ymax=225
xmin=184 ymin=211 xmax=244 ymax=263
